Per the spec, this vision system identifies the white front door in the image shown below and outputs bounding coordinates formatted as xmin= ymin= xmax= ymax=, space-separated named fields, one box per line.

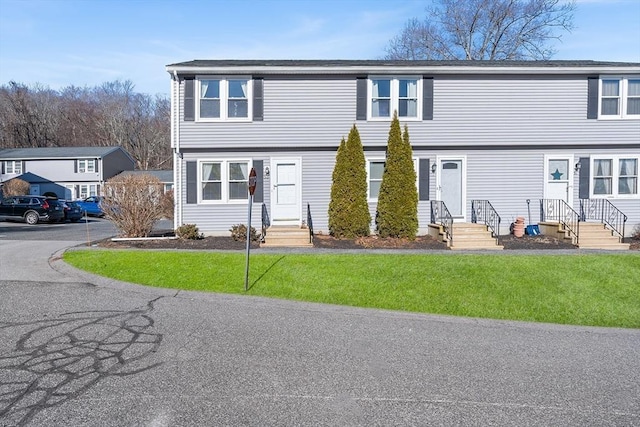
xmin=437 ymin=157 xmax=466 ymax=219
xmin=544 ymin=156 xmax=572 ymax=204
xmin=271 ymin=158 xmax=301 ymax=224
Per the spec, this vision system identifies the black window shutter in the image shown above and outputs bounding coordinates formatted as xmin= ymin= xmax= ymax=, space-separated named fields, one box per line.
xmin=578 ymin=157 xmax=590 ymax=199
xmin=74 ymin=185 xmax=79 ymax=199
xmin=184 ymin=78 xmax=195 ymax=121
xmin=1 ymin=162 xmax=4 ymax=174
xmin=186 ymin=161 xmax=197 ymax=204
xmin=97 ymin=184 xmax=101 ymax=196
xmin=74 ymin=160 xmax=78 ymax=173
xmin=423 ymin=77 xmax=434 ymax=120
xmin=253 ymin=160 xmax=264 ymax=202
xmin=253 ymin=78 xmax=264 ymax=121
xmin=356 ymin=77 xmax=367 ymax=120
xmin=587 ymin=77 xmax=598 ymax=119
xmin=94 ymin=159 xmax=99 ymax=173
xmin=419 ymin=158 xmax=430 ymax=200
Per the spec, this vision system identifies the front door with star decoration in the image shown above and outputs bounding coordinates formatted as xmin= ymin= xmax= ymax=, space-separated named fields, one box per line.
xmin=544 ymin=155 xmax=573 ymax=204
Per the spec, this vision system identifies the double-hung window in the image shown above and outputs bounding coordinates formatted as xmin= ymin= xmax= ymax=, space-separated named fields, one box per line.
xmin=592 ymin=156 xmax=638 ymax=197
xmin=599 ymin=77 xmax=640 ymax=119
xmin=78 ymin=159 xmax=96 ymax=173
xmin=200 ymin=160 xmax=250 ymax=203
xmin=3 ymin=160 xmax=22 ymax=174
xmin=367 ymin=158 xmax=419 ymax=200
xmin=369 ymin=77 xmax=421 ymax=120
xmin=368 ymin=160 xmax=386 ymax=200
xmin=197 ymin=77 xmax=251 ymax=121
xmin=79 ymin=184 xmax=98 ymax=199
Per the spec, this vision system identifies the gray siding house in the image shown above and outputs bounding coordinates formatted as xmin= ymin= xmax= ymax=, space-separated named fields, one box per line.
xmin=166 ymin=60 xmax=640 ymax=241
xmin=0 ymin=146 xmax=135 ymax=199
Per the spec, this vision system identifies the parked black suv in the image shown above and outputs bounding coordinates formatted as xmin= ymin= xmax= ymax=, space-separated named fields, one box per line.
xmin=0 ymin=196 xmax=65 ymax=224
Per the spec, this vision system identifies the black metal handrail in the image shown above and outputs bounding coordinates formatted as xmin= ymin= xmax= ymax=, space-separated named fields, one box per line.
xmin=540 ymin=199 xmax=580 ymax=244
xmin=579 ymin=198 xmax=627 ymax=243
xmin=306 ymin=203 xmax=314 ymax=244
xmin=430 ymin=200 xmax=453 ymax=245
xmin=471 ymin=200 xmax=501 ymax=245
xmin=261 ymin=203 xmax=270 ymax=243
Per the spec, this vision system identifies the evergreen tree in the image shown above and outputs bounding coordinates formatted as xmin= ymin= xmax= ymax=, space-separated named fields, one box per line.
xmin=328 ymin=125 xmax=371 ymax=237
xmin=376 ymin=112 xmax=418 ymax=239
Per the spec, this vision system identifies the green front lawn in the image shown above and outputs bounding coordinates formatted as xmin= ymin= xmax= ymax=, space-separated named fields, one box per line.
xmin=63 ymin=250 xmax=640 ymax=328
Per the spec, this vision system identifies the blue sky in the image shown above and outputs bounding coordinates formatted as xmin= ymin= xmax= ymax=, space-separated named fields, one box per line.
xmin=0 ymin=0 xmax=638 ymax=96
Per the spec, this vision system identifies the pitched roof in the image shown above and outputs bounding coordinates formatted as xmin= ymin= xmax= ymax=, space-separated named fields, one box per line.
xmin=0 ymin=146 xmax=125 ymax=160
xmin=166 ymin=59 xmax=640 ymax=75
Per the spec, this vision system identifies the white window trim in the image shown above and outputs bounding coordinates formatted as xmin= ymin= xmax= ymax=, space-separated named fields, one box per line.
xmin=79 ymin=184 xmax=98 ymax=199
xmin=78 ymin=159 xmax=96 ymax=173
xmin=4 ymin=160 xmax=22 ymax=174
xmin=195 ymin=76 xmax=253 ymax=122
xmin=366 ymin=158 xmax=419 ymax=201
xmin=598 ymin=76 xmax=640 ymax=120
xmin=590 ymin=155 xmax=639 ymax=199
xmin=367 ymin=76 xmax=422 ymax=121
xmin=198 ymin=159 xmax=252 ymax=204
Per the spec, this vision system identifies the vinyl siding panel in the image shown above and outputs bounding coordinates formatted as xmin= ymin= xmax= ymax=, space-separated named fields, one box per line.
xmin=173 ymin=72 xmax=640 ymax=236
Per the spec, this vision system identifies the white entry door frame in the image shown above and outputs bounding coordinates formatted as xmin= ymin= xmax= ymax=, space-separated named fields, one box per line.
xmin=270 ymin=157 xmax=302 ymax=225
xmin=543 ymin=154 xmax=574 ymax=204
xmin=436 ymin=156 xmax=467 ymax=221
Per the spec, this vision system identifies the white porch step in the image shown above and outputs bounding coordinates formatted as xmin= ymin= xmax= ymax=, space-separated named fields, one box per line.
xmin=261 ymin=226 xmax=313 ymax=248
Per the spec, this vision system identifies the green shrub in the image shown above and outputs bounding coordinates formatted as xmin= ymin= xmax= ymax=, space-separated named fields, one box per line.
xmin=176 ymin=224 xmax=203 ymax=240
xmin=229 ymin=224 xmax=260 ymax=242
xmin=328 ymin=125 xmax=371 ymax=238
xmin=375 ymin=112 xmax=418 ymax=239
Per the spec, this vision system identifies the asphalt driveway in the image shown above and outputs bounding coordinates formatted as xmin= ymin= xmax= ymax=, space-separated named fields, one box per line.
xmin=0 ymin=224 xmax=639 ymax=426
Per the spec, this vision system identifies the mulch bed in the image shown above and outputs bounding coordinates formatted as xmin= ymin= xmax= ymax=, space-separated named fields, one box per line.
xmin=93 ymin=232 xmax=639 ymax=251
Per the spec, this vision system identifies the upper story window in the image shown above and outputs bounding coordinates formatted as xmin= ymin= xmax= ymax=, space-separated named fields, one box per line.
xmin=592 ymin=156 xmax=638 ymax=197
xmin=369 ymin=77 xmax=421 ymax=120
xmin=3 ymin=160 xmax=22 ymax=175
xmin=599 ymin=77 xmax=640 ymax=119
xmin=78 ymin=159 xmax=96 ymax=173
xmin=197 ymin=77 xmax=251 ymax=121
xmin=200 ymin=160 xmax=251 ymax=203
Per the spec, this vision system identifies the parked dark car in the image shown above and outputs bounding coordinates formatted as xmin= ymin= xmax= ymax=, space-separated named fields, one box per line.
xmin=75 ymin=196 xmax=104 ymax=217
xmin=0 ymin=196 xmax=65 ymax=224
xmin=61 ymin=200 xmax=84 ymax=222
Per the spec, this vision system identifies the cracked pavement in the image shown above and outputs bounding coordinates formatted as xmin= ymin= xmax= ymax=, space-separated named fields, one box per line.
xmin=1 ymin=225 xmax=639 ymax=426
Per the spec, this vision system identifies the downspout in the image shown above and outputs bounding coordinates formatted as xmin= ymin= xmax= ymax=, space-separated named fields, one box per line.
xmin=171 ymin=70 xmax=182 ymax=230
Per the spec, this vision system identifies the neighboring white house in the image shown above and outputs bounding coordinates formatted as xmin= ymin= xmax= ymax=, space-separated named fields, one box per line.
xmin=165 ymin=59 xmax=640 ymax=239
xmin=0 ymin=146 xmax=135 ymax=199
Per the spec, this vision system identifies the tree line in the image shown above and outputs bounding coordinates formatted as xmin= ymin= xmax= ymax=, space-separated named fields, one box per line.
xmin=0 ymin=80 xmax=171 ymax=171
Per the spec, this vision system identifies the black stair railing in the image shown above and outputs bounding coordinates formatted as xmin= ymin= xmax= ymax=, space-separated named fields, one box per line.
xmin=471 ymin=200 xmax=501 ymax=245
xmin=261 ymin=203 xmax=270 ymax=243
xmin=430 ymin=200 xmax=453 ymax=246
xmin=579 ymin=199 xmax=627 ymax=243
xmin=540 ymin=199 xmax=580 ymax=245
xmin=306 ymin=203 xmax=314 ymax=244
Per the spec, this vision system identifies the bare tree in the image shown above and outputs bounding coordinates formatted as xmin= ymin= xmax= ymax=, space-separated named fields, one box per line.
xmin=1 ymin=178 xmax=30 ymax=196
xmin=385 ymin=0 xmax=576 ymax=60
xmin=102 ymin=173 xmax=165 ymax=238
xmin=0 ymin=80 xmax=172 ymax=170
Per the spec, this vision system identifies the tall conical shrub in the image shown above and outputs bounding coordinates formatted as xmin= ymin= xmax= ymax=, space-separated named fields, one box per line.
xmin=375 ymin=112 xmax=418 ymax=239
xmin=328 ymin=125 xmax=371 ymax=237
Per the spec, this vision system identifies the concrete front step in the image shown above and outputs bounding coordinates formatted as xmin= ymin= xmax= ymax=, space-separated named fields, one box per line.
xmin=440 ymin=222 xmax=503 ymax=250
xmin=261 ymin=226 xmax=313 ymax=247
xmin=539 ymin=221 xmax=629 ymax=250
